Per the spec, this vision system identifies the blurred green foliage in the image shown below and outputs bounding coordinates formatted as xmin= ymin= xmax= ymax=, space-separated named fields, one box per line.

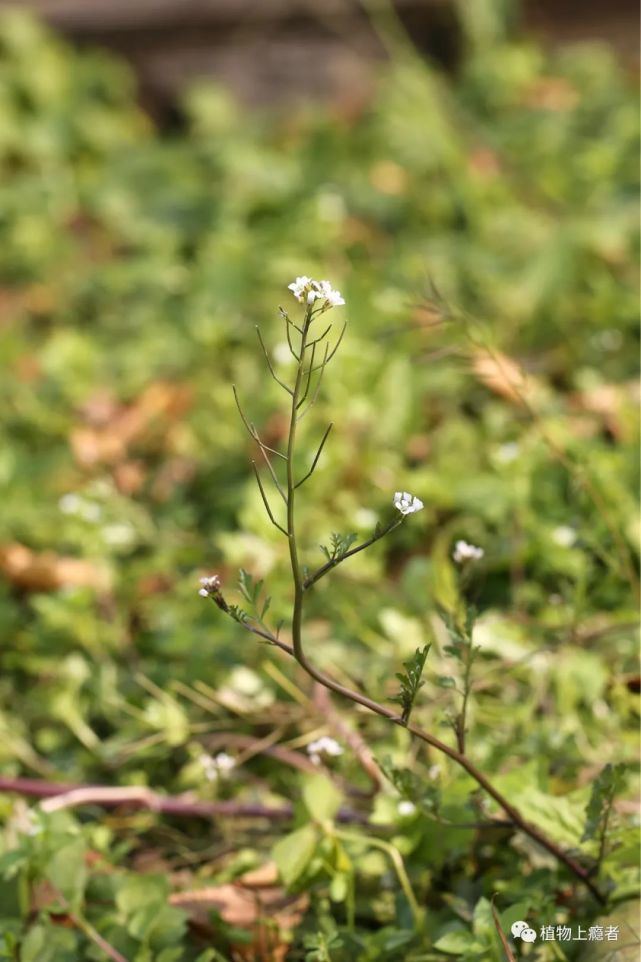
xmin=0 ymin=5 xmax=638 ymax=959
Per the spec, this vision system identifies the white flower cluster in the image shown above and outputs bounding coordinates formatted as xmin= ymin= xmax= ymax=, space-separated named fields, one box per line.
xmin=306 ymin=736 xmax=343 ymax=767
xmin=552 ymin=525 xmax=577 ymax=547
xmin=393 ymin=491 xmax=424 ymax=515
xmin=198 ymin=575 xmax=222 ymax=598
xmin=288 ymin=276 xmax=345 ymax=308
xmin=59 ymin=493 xmax=102 ymax=523
xmin=397 ymin=800 xmax=417 ymax=817
xmin=199 ymin=751 xmax=236 ymax=782
xmin=452 ymin=540 xmax=484 ymax=564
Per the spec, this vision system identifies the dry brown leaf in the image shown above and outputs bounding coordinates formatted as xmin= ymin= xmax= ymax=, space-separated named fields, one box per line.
xmin=571 ymin=380 xmax=640 ymax=442
xmin=150 ymin=457 xmax=196 ymax=501
xmin=71 ymin=382 xmax=192 ymax=467
xmin=468 ymin=147 xmax=502 ymax=179
xmin=0 ymin=283 xmax=58 ymax=328
xmin=524 ymin=77 xmax=579 ymax=111
xmin=369 ymin=160 xmax=408 ymax=195
xmin=14 ymin=354 xmax=41 ymax=383
xmin=0 ymin=543 xmax=111 ymax=593
xmin=472 ymin=349 xmax=546 ymax=407
xmin=113 ymin=460 xmax=147 ymax=495
xmin=169 ymin=862 xmax=307 ymax=962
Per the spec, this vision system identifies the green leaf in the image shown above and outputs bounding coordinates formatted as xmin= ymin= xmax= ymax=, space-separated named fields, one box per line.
xmin=435 ymin=675 xmax=456 ymax=689
xmin=380 ymin=756 xmax=441 ymax=815
xmin=389 ymin=644 xmax=431 ymax=723
xmin=302 ymin=773 xmax=343 ymax=822
xmin=45 ymin=838 xmax=87 ymax=909
xmin=273 ymin=824 xmax=319 ymax=887
xmin=0 ymin=850 xmax=27 ymax=880
xmin=20 ymin=927 xmax=48 ymax=962
xmin=329 ymin=872 xmax=349 ymax=902
xmin=116 ymin=873 xmax=169 ymax=917
xmin=499 ymin=901 xmax=532 ymax=935
xmin=582 ymin=763 xmax=626 ymax=842
xmin=319 ymin=532 xmax=358 ymax=563
xmin=434 ymin=928 xmax=484 ymax=954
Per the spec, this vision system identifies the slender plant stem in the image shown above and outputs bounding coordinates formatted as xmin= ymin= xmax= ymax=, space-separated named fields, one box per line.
xmin=303 ymin=518 xmax=402 ymax=590
xmin=456 ymin=639 xmax=476 ymax=755
xmin=277 ymin=308 xmax=605 ymax=905
xmin=68 ymin=912 xmax=130 ymax=962
xmin=335 ymin=828 xmax=424 ymax=930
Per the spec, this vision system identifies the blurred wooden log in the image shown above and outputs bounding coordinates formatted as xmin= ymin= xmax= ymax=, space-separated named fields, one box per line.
xmin=0 ymin=0 xmax=636 ymax=111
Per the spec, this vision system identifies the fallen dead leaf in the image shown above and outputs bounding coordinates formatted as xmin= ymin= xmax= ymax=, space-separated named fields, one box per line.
xmin=369 ymin=160 xmax=408 ymax=195
xmin=113 ymin=460 xmax=147 ymax=495
xmin=150 ymin=456 xmax=196 ymax=502
xmin=71 ymin=382 xmax=192 ymax=467
xmin=468 ymin=147 xmax=502 ymax=179
xmin=472 ymin=349 xmax=547 ymax=407
xmin=0 ymin=543 xmax=111 ymax=593
xmin=570 ymin=380 xmax=640 ymax=442
xmin=523 ymin=77 xmax=579 ymax=112
xmin=169 ymin=862 xmax=307 ymax=962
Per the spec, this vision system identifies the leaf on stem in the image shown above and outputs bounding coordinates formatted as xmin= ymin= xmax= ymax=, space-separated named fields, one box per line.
xmin=581 ymin=763 xmax=626 ymax=843
xmin=380 ymin=757 xmax=441 ymax=815
xmin=389 ymin=644 xmax=431 ymax=724
xmin=233 ymin=569 xmax=274 ymax=629
xmin=319 ymin=532 xmax=358 ymax=564
xmin=439 ymin=605 xmax=477 ymax=661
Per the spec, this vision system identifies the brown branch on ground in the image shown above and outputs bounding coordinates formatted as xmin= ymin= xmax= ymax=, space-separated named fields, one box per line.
xmin=0 ymin=775 xmax=368 ymax=825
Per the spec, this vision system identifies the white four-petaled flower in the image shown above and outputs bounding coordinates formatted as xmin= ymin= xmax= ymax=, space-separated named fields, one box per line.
xmin=393 ymin=491 xmax=424 ymax=515
xmin=287 ymin=276 xmax=313 ymax=301
xmin=306 ymin=736 xmax=343 ymax=766
xmin=288 ymin=276 xmax=345 ymax=308
xmin=198 ymin=575 xmax=221 ymax=598
xmin=452 ymin=540 xmax=484 ymax=564
xmin=199 ymin=751 xmax=236 ymax=782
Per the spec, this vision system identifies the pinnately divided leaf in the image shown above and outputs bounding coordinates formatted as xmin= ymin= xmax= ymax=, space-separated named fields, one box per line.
xmin=390 ymin=644 xmax=431 ymax=724
xmin=582 ymin=763 xmax=626 ymax=843
xmin=319 ymin=532 xmax=358 ymax=563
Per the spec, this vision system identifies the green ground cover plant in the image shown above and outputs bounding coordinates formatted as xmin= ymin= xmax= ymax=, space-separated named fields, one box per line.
xmin=0 ymin=4 xmax=638 ymax=960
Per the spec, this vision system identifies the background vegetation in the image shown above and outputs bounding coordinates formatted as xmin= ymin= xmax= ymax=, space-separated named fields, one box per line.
xmin=0 ymin=4 xmax=638 ymax=960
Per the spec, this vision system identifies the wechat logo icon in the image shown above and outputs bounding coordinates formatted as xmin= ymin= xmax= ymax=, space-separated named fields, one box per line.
xmin=511 ymin=920 xmax=537 ymax=943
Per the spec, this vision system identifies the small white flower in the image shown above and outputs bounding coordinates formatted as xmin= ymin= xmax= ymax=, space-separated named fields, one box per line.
xmin=213 ymin=752 xmax=236 ymax=773
xmin=452 ymin=540 xmax=484 ymax=564
xmin=397 ymin=800 xmax=416 ymax=817
xmin=316 ymin=280 xmax=345 ymax=307
xmin=59 ymin=493 xmax=102 ymax=522
xmin=59 ymin=493 xmax=82 ymax=515
xmin=102 ymin=522 xmax=134 ymax=546
xmin=306 ymin=736 xmax=343 ymax=767
xmin=496 ymin=442 xmax=519 ymax=464
xmin=287 ymin=276 xmax=345 ymax=309
xmin=393 ymin=491 xmax=424 ymax=515
xmin=199 ymin=751 xmax=236 ymax=782
xmin=198 ymin=575 xmax=222 ymax=598
xmin=287 ymin=275 xmax=313 ymax=302
xmin=428 ymin=764 xmax=441 ymax=779
xmin=552 ymin=525 xmax=577 ymax=548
